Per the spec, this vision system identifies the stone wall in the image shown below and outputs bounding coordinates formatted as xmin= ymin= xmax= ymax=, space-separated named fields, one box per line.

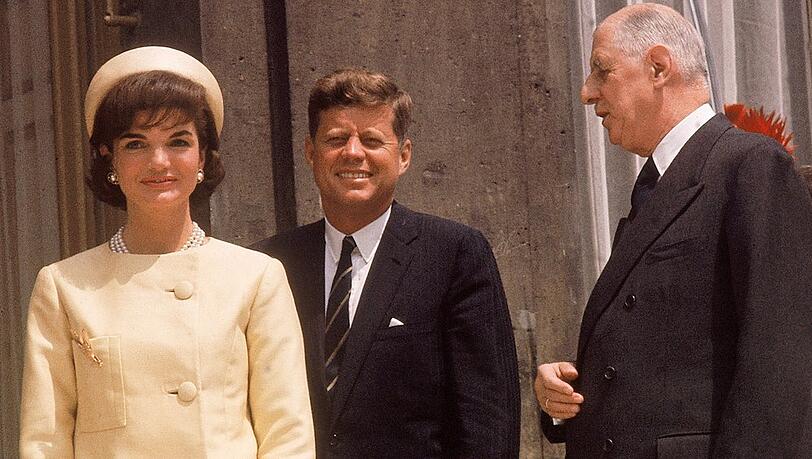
xmin=282 ymin=1 xmax=587 ymax=456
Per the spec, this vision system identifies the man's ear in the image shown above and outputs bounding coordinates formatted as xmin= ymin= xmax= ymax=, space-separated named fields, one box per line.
xmin=304 ymin=137 xmax=315 ymax=167
xmin=398 ymin=139 xmax=412 ymax=176
xmin=646 ymin=44 xmax=673 ymax=88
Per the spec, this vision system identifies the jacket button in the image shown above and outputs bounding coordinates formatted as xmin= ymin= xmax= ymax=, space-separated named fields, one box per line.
xmin=173 ymin=281 xmax=194 ymax=300
xmin=177 ymin=381 xmax=198 ymax=402
xmin=603 ymin=438 xmax=614 ymax=452
xmin=623 ymin=294 xmax=636 ymax=310
xmin=603 ymin=366 xmax=616 ymax=380
xmin=329 ymin=433 xmax=339 ymax=448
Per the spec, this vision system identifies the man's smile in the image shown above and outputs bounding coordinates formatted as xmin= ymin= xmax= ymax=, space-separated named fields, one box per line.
xmin=337 ymin=172 xmax=371 ymax=179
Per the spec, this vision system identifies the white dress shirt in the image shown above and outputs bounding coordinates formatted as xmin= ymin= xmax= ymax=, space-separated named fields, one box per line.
xmin=650 ymin=103 xmax=716 ymax=177
xmin=323 ymin=206 xmax=391 ymax=325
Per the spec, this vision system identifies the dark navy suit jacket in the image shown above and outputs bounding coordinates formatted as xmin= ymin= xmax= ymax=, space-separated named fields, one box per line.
xmin=253 ymin=203 xmax=520 ymax=458
xmin=541 ymin=115 xmax=812 ymax=458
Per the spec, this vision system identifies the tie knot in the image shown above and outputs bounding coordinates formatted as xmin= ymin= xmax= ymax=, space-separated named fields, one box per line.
xmin=629 ymin=157 xmax=660 ymax=220
xmin=341 ymin=236 xmax=356 ymax=258
xmin=637 ymin=157 xmax=660 ymax=186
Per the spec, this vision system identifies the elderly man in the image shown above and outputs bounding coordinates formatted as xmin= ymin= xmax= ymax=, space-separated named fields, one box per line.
xmin=252 ymin=68 xmax=520 ymax=458
xmin=535 ymin=3 xmax=812 ymax=458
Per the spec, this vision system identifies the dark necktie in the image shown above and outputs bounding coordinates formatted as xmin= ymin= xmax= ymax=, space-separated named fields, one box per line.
xmin=629 ymin=157 xmax=660 ymax=220
xmin=325 ymin=235 xmax=356 ymax=394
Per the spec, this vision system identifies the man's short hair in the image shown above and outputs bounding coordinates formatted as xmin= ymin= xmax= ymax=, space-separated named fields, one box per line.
xmin=612 ymin=4 xmax=708 ymax=85
xmin=308 ymin=68 xmax=413 ymax=143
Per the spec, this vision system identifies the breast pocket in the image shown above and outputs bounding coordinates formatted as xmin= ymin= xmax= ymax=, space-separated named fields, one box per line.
xmin=646 ymin=237 xmax=697 ymax=264
xmin=371 ymin=320 xmax=442 ymax=393
xmin=656 ymin=432 xmax=715 ymax=458
xmin=374 ymin=320 xmax=436 ymax=339
xmin=73 ymin=335 xmax=127 ymax=432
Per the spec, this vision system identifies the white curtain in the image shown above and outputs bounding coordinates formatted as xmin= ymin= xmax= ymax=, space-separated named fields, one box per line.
xmin=569 ymin=0 xmax=811 ymax=295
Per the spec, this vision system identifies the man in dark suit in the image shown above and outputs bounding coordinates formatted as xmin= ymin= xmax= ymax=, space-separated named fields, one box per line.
xmin=534 ymin=4 xmax=812 ymax=458
xmin=252 ymin=68 xmax=520 ymax=457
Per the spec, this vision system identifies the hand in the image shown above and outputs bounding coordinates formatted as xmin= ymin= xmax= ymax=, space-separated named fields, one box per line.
xmin=534 ymin=362 xmax=584 ymax=420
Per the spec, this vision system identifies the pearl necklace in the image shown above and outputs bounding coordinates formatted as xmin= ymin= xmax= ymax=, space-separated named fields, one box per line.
xmin=109 ymin=222 xmax=206 ymax=254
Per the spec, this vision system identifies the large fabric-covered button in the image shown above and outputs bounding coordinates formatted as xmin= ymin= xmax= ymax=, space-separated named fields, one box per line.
xmin=173 ymin=281 xmax=194 ymax=300
xmin=623 ymin=294 xmax=636 ymax=310
xmin=603 ymin=366 xmax=617 ymax=380
xmin=603 ymin=438 xmax=614 ymax=452
xmin=177 ymin=381 xmax=198 ymax=402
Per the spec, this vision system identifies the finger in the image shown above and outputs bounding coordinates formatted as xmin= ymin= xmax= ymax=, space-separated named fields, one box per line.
xmin=542 ymin=375 xmax=575 ymax=396
xmin=557 ymin=362 xmax=579 ymax=382
xmin=534 ymin=364 xmax=560 ymax=398
xmin=540 ymin=398 xmax=580 ymax=418
xmin=545 ymin=399 xmax=581 ymax=419
xmin=545 ymin=390 xmax=584 ymax=405
xmin=538 ymin=363 xmax=575 ymax=396
xmin=534 ymin=371 xmax=562 ymax=406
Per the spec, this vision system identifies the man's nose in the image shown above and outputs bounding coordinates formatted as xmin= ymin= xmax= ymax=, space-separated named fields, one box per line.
xmin=580 ymin=78 xmax=597 ymax=105
xmin=342 ymin=136 xmax=364 ymax=159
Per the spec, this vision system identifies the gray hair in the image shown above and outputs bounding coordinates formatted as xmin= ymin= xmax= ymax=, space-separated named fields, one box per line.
xmin=611 ymin=4 xmax=708 ymax=85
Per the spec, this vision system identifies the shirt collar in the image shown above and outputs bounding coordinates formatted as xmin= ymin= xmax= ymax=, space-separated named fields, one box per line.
xmin=325 ymin=206 xmax=392 ymax=263
xmin=651 ymin=103 xmax=716 ymax=176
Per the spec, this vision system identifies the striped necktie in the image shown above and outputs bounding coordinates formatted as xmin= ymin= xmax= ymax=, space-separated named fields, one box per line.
xmin=325 ymin=235 xmax=356 ymax=394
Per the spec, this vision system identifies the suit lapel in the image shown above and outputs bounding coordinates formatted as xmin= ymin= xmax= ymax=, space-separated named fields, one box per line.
xmin=299 ymin=221 xmax=327 ymax=383
xmin=577 ymin=114 xmax=732 ymax=362
xmin=611 ymin=217 xmax=629 ymax=250
xmin=329 ymin=203 xmax=418 ymax=426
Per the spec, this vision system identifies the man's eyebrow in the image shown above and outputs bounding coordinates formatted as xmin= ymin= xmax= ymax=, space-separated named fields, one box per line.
xmin=119 ymin=132 xmax=146 ymax=139
xmin=170 ymin=130 xmax=193 ymax=138
xmin=361 ymin=127 xmax=385 ymax=134
xmin=323 ymin=128 xmax=351 ymax=136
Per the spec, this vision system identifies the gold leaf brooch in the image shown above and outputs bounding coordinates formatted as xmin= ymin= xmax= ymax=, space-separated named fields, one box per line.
xmin=70 ymin=328 xmax=103 ymax=367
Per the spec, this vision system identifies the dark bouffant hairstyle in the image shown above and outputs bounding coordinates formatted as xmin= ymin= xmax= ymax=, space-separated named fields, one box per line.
xmin=86 ymin=70 xmax=225 ymax=209
xmin=307 ymin=68 xmax=413 ymax=143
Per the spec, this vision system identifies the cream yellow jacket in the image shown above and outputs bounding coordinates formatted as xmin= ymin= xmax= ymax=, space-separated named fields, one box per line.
xmin=20 ymin=238 xmax=315 ymax=458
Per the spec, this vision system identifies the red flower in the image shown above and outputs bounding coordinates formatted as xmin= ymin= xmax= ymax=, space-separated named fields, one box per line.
xmin=724 ymin=103 xmax=795 ymax=155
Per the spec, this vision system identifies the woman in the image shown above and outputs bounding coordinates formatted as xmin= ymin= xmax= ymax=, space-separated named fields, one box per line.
xmin=19 ymin=46 xmax=315 ymax=458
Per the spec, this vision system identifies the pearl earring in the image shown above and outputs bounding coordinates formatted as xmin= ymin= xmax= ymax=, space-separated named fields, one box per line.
xmin=107 ymin=171 xmax=119 ymax=185
xmin=196 ymin=169 xmax=204 ymax=184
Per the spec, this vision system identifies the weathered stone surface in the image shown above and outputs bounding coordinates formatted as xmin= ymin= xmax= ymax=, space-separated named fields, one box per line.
xmin=285 ymin=1 xmax=586 ymax=455
xmin=200 ymin=0 xmax=279 ymax=245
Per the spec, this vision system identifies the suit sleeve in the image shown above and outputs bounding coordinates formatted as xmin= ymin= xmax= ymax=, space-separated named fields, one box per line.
xmin=20 ymin=266 xmax=77 ymax=458
xmin=247 ymin=258 xmax=316 ymax=458
xmin=538 ymin=397 xmax=567 ymax=443
xmin=442 ymin=229 xmax=521 ymax=458
xmin=717 ymin=140 xmax=812 ymax=456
